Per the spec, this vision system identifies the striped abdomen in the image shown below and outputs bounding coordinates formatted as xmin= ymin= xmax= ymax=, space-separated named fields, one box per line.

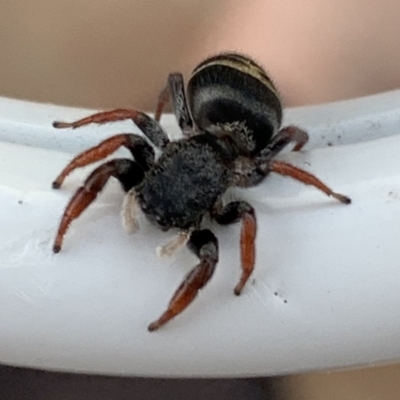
xmin=187 ymin=52 xmax=282 ymax=155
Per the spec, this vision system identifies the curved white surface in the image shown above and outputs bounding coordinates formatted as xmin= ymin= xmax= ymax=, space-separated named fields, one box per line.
xmin=0 ymin=93 xmax=400 ymax=377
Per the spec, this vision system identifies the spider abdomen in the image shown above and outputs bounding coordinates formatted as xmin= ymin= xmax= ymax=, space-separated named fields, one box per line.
xmin=187 ymin=53 xmax=283 ymax=155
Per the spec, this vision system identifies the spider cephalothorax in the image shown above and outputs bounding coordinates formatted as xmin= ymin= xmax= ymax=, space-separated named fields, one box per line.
xmin=51 ymin=52 xmax=351 ymax=331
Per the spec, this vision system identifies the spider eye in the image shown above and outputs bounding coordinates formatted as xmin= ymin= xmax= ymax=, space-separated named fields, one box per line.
xmin=156 ymin=216 xmax=165 ymax=225
xmin=156 ymin=215 xmax=170 ymax=231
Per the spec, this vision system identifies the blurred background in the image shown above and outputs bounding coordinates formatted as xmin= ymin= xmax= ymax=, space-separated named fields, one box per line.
xmin=1 ymin=0 xmax=400 ymax=399
xmin=1 ymin=0 xmax=400 ymax=111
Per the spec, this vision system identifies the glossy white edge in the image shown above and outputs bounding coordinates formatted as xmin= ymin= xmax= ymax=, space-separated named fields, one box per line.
xmin=0 ymin=91 xmax=400 ymax=378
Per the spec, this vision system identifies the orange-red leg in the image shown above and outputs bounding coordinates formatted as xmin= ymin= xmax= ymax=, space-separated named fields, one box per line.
xmin=212 ymin=200 xmax=257 ymax=295
xmin=270 ymin=160 xmax=351 ymax=204
xmin=235 ymin=209 xmax=257 ymax=295
xmin=260 ymin=125 xmax=309 ymax=161
xmin=281 ymin=125 xmax=309 ymax=152
xmin=154 ymin=85 xmax=170 ymax=123
xmin=53 ymin=109 xmax=169 ymax=148
xmin=52 ymin=134 xmax=153 ymax=189
xmin=53 ymin=159 xmax=142 ymax=253
xmin=148 ymin=229 xmax=218 ymax=332
xmin=53 ymin=109 xmax=143 ymax=129
xmin=154 ymin=73 xmax=194 ymax=135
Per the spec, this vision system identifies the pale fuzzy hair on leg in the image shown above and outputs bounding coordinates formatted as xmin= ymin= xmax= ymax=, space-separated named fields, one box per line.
xmin=121 ymin=189 xmax=140 ymax=234
xmin=156 ymin=230 xmax=191 ymax=258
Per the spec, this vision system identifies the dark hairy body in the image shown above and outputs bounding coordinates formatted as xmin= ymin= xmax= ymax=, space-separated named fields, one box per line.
xmin=139 ymin=136 xmax=234 ymax=231
xmin=51 ymin=52 xmax=351 ymax=331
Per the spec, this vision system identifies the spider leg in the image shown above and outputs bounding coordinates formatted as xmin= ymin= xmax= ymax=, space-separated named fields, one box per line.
xmin=155 ymin=73 xmax=194 ymax=136
xmin=261 ymin=125 xmax=309 ymax=160
xmin=270 ymin=160 xmax=351 ymax=204
xmin=212 ymin=201 xmax=257 ymax=295
xmin=231 ymin=126 xmax=310 ymax=188
xmin=53 ymin=109 xmax=169 ymax=149
xmin=52 ymin=133 xmax=154 ymax=189
xmin=234 ymin=151 xmax=351 ymax=204
xmin=121 ymin=189 xmax=141 ymax=234
xmin=148 ymin=229 xmax=218 ymax=332
xmin=53 ymin=159 xmax=144 ymax=253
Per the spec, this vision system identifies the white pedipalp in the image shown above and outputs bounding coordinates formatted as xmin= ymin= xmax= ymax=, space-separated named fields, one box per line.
xmin=121 ymin=189 xmax=140 ymax=234
xmin=156 ymin=231 xmax=191 ymax=258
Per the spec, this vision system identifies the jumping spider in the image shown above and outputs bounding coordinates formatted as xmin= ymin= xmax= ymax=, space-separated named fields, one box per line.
xmin=51 ymin=52 xmax=351 ymax=331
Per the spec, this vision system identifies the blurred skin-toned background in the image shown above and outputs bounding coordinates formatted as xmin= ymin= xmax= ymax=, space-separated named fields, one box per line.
xmin=1 ymin=0 xmax=400 ymax=111
xmin=1 ymin=1 xmax=400 ymax=399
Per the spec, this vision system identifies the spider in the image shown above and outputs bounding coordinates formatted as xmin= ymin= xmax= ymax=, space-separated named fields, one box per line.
xmin=51 ymin=52 xmax=351 ymax=331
